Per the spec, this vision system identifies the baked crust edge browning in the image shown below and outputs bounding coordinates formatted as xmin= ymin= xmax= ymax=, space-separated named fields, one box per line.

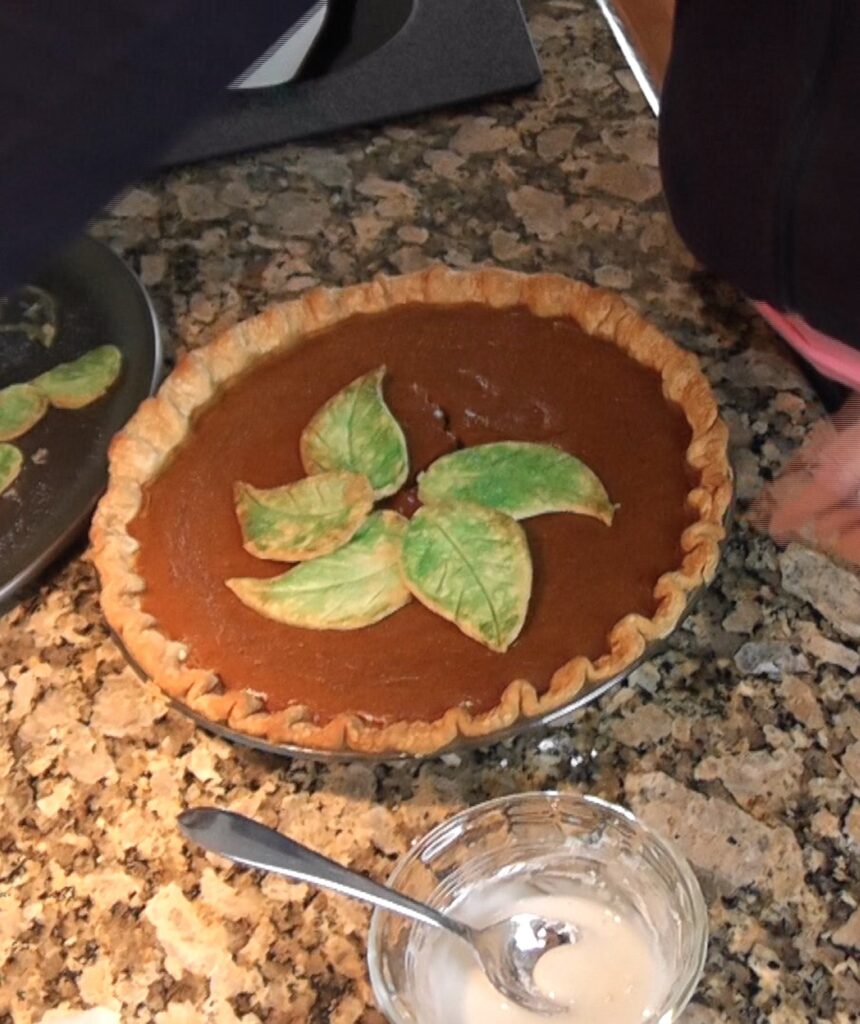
xmin=90 ymin=266 xmax=732 ymax=755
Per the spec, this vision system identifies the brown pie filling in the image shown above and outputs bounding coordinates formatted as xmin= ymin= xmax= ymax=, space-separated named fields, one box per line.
xmin=130 ymin=304 xmax=694 ymax=723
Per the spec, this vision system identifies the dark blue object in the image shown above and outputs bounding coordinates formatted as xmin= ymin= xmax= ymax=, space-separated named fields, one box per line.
xmin=0 ymin=0 xmax=317 ymax=293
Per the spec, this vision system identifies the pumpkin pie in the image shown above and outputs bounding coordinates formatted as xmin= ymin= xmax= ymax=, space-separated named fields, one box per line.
xmin=91 ymin=266 xmax=732 ymax=755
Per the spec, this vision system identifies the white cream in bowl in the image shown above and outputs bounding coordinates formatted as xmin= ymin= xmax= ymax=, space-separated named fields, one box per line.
xmin=408 ymin=874 xmax=668 ymax=1024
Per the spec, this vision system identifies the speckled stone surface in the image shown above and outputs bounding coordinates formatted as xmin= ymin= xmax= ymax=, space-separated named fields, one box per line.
xmin=2 ymin=3 xmax=859 ymax=1023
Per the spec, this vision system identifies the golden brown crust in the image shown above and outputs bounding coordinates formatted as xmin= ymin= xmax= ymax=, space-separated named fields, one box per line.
xmin=91 ymin=266 xmax=732 ymax=756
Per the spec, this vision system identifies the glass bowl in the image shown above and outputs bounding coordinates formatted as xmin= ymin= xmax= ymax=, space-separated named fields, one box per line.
xmin=368 ymin=791 xmax=708 ymax=1024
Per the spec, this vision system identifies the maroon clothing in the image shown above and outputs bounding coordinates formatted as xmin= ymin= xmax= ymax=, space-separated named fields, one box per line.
xmin=660 ymin=0 xmax=860 ymax=352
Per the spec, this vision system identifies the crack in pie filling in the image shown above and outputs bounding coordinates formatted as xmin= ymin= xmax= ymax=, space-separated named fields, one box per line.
xmin=91 ymin=267 xmax=732 ymax=754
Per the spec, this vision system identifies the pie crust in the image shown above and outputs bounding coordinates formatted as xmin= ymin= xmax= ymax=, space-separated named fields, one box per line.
xmin=90 ymin=266 xmax=732 ymax=755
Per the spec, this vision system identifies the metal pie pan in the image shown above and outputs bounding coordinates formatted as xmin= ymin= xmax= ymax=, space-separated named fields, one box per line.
xmin=171 ymin=646 xmax=660 ymax=763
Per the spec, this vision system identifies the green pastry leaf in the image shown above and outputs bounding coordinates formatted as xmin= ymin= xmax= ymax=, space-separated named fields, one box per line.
xmin=33 ymin=344 xmax=122 ymax=409
xmin=400 ymin=502 xmax=532 ymax=652
xmin=0 ymin=443 xmax=23 ymax=494
xmin=227 ymin=510 xmax=411 ymax=629
xmin=235 ymin=471 xmax=373 ymax=562
xmin=0 ymin=383 xmax=48 ymax=441
xmin=418 ymin=441 xmax=615 ymax=525
xmin=300 ymin=366 xmax=408 ymax=499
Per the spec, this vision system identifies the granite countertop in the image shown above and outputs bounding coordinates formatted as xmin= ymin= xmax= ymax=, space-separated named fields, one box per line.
xmin=2 ymin=2 xmax=859 ymax=1022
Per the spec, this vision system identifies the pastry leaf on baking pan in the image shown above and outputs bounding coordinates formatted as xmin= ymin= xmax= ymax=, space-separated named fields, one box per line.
xmin=400 ymin=501 xmax=532 ymax=653
xmin=300 ymin=366 xmax=408 ymax=499
xmin=227 ymin=510 xmax=411 ymax=629
xmin=418 ymin=441 xmax=615 ymax=525
xmin=33 ymin=344 xmax=122 ymax=409
xmin=0 ymin=443 xmax=23 ymax=494
xmin=234 ymin=471 xmax=373 ymax=562
xmin=0 ymin=383 xmax=47 ymax=441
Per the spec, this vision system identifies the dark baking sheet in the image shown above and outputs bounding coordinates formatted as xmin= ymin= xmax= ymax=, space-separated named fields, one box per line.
xmin=161 ymin=0 xmax=541 ymax=166
xmin=0 ymin=237 xmax=161 ymax=608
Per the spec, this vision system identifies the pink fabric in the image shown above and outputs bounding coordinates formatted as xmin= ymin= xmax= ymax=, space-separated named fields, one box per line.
xmin=755 ymin=302 xmax=860 ymax=390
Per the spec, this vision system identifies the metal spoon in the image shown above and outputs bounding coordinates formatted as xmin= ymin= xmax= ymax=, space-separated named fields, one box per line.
xmin=178 ymin=807 xmax=577 ymax=1015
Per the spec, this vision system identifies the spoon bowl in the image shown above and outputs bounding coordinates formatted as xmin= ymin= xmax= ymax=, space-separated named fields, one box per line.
xmin=473 ymin=913 xmax=579 ymax=1013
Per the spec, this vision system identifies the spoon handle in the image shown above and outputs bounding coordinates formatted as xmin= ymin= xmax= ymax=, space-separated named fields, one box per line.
xmin=179 ymin=807 xmax=467 ymax=938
